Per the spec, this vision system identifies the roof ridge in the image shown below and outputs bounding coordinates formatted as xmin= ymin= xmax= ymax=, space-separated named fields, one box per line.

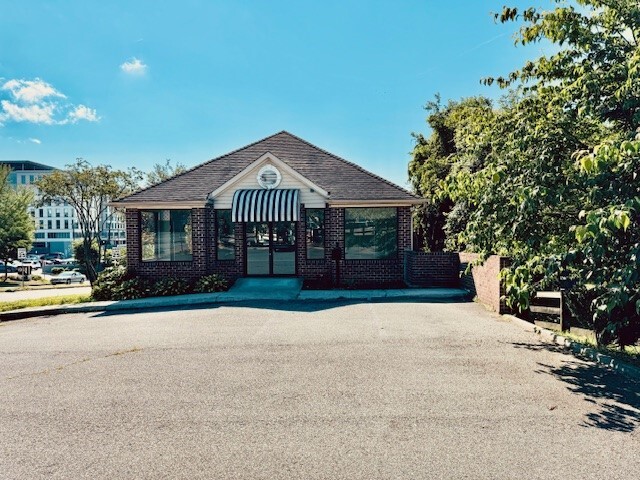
xmin=279 ymin=131 xmax=419 ymax=199
xmin=118 ymin=131 xmax=289 ymax=201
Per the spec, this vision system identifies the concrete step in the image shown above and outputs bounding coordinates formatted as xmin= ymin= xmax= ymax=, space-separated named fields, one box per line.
xmin=228 ymin=277 xmax=303 ymax=299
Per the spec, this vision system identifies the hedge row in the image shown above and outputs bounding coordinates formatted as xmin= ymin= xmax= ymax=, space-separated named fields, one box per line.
xmin=91 ymin=266 xmax=228 ymax=301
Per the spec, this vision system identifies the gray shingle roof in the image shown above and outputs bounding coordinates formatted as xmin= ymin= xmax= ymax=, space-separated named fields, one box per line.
xmin=116 ymin=131 xmax=419 ymax=205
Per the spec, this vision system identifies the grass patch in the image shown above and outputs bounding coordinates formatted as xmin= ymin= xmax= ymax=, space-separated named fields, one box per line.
xmin=0 ymin=294 xmax=92 ymax=313
xmin=550 ymin=329 xmax=640 ymax=369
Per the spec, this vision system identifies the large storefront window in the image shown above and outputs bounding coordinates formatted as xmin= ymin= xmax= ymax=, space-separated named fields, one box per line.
xmin=217 ymin=210 xmax=235 ymax=260
xmin=306 ymin=208 xmax=325 ymax=259
xmin=344 ymin=207 xmax=397 ymax=260
xmin=141 ymin=210 xmax=193 ymax=261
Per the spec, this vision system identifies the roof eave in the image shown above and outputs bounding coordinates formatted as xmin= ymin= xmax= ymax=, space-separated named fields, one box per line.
xmin=327 ymin=198 xmax=425 ymax=207
xmin=109 ymin=200 xmax=209 ymax=209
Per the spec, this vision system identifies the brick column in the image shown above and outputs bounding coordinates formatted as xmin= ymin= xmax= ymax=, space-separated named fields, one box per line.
xmin=125 ymin=209 xmax=140 ymax=272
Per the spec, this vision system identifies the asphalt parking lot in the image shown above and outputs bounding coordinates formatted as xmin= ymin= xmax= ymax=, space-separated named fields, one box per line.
xmin=1 ymin=300 xmax=638 ymax=479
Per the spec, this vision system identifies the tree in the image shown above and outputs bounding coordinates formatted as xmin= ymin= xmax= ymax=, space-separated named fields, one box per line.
xmin=146 ymin=159 xmax=187 ymax=186
xmin=489 ymin=0 xmax=640 ymax=133
xmin=440 ymin=0 xmax=640 ymax=346
xmin=494 ymin=1 xmax=639 ymax=346
xmin=408 ymin=96 xmax=494 ymax=251
xmin=0 ymin=166 xmax=34 ymax=280
xmin=35 ymin=159 xmax=142 ymax=284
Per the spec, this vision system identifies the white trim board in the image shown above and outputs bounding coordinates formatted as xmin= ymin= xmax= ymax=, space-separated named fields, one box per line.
xmin=208 ymin=152 xmax=330 ymax=200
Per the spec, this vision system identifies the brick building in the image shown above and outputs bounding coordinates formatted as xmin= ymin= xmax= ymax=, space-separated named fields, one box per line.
xmin=113 ymin=132 xmax=422 ymax=287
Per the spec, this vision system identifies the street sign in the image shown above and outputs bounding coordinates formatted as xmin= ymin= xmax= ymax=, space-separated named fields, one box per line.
xmin=111 ymin=247 xmax=121 ymax=259
xmin=17 ymin=248 xmax=26 ymax=259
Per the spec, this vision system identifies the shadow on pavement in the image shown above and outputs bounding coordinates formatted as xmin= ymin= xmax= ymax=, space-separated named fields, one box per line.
xmin=91 ymin=297 xmax=470 ymax=318
xmin=512 ymin=342 xmax=640 ymax=432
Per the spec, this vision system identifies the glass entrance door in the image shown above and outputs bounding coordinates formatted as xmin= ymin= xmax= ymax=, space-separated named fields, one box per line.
xmin=245 ymin=222 xmax=296 ymax=275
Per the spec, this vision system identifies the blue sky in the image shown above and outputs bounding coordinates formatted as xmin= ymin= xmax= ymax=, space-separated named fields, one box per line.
xmin=0 ymin=0 xmax=547 ymax=188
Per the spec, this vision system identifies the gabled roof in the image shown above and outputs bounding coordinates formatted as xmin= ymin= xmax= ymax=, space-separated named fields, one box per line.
xmin=115 ymin=131 xmax=420 ymax=206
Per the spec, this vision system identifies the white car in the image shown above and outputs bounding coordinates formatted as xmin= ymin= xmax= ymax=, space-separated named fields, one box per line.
xmin=51 ymin=271 xmax=87 ymax=285
xmin=17 ymin=260 xmax=42 ymax=273
xmin=58 ymin=258 xmax=77 ymax=265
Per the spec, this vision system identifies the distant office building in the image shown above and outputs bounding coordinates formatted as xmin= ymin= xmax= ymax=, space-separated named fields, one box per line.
xmin=1 ymin=160 xmax=126 ymax=256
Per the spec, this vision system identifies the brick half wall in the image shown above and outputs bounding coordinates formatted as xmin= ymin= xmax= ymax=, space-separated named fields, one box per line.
xmin=404 ymin=251 xmax=460 ymax=287
xmin=459 ymin=253 xmax=510 ymax=313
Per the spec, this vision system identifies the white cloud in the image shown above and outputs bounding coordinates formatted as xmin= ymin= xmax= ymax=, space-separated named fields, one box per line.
xmin=0 ymin=77 xmax=99 ymax=126
xmin=0 ymin=100 xmax=56 ymax=124
xmin=29 ymin=138 xmax=42 ymax=144
xmin=120 ymin=57 xmax=147 ymax=75
xmin=2 ymin=78 xmax=66 ymax=104
xmin=67 ymin=104 xmax=99 ymax=123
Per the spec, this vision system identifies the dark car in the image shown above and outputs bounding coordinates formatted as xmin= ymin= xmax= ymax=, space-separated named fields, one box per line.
xmin=0 ymin=264 xmax=18 ymax=274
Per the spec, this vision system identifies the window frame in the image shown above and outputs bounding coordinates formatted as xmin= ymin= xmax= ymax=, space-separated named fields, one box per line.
xmin=343 ymin=207 xmax=399 ymax=261
xmin=139 ymin=209 xmax=194 ymax=262
xmin=216 ymin=209 xmax=235 ymax=261
xmin=305 ymin=208 xmax=326 ymax=260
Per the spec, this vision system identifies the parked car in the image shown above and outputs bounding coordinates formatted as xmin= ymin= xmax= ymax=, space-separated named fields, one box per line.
xmin=57 ymin=257 xmax=77 ymax=265
xmin=44 ymin=252 xmax=64 ymax=261
xmin=18 ymin=260 xmax=42 ymax=273
xmin=0 ymin=264 xmax=18 ymax=274
xmin=51 ymin=271 xmax=87 ymax=285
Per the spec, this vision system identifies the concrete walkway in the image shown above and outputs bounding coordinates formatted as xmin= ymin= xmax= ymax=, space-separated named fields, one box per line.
xmin=0 ymin=285 xmax=470 ymax=321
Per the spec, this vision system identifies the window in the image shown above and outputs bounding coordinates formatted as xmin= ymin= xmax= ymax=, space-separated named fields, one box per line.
xmin=56 ymin=220 xmax=60 ymax=229
xmin=64 ymin=209 xmax=69 ymax=217
xmin=55 ymin=208 xmax=60 ymax=218
xmin=64 ymin=220 xmax=69 ymax=229
xmin=48 ymin=232 xmax=70 ymax=239
xmin=47 ymin=220 xmax=52 ymax=229
xmin=216 ymin=210 xmax=235 ymax=260
xmin=38 ymin=208 xmax=43 ymax=217
xmin=344 ymin=207 xmax=397 ymax=260
xmin=35 ymin=232 xmax=45 ymax=239
xmin=141 ymin=210 xmax=192 ymax=261
xmin=306 ymin=208 xmax=325 ymax=259
xmin=38 ymin=220 xmax=44 ymax=229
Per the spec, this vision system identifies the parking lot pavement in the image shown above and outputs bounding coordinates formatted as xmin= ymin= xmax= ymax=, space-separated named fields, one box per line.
xmin=0 ymin=300 xmax=638 ymax=479
xmin=0 ymin=285 xmax=91 ymax=302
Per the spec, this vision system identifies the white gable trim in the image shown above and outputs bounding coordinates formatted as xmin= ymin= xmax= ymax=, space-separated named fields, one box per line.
xmin=208 ymin=152 xmax=330 ymax=201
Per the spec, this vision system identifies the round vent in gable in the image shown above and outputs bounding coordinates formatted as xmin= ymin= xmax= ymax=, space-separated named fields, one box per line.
xmin=257 ymin=164 xmax=282 ymax=189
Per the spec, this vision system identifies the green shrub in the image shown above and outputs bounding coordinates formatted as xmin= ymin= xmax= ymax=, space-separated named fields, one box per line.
xmin=92 ymin=268 xmax=228 ymax=301
xmin=150 ymin=277 xmax=191 ymax=297
xmin=31 ymin=274 xmax=42 ymax=281
xmin=117 ymin=278 xmax=151 ymax=300
xmin=193 ymin=274 xmax=228 ymax=293
xmin=93 ymin=266 xmax=153 ymax=301
xmin=51 ymin=267 xmax=64 ymax=275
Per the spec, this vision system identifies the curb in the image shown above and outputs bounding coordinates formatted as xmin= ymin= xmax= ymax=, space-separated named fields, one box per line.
xmin=0 ymin=289 xmax=471 ymax=323
xmin=503 ymin=314 xmax=640 ymax=381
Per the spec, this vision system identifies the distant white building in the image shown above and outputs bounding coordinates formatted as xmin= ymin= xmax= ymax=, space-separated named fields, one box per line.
xmin=2 ymin=160 xmax=126 ymax=257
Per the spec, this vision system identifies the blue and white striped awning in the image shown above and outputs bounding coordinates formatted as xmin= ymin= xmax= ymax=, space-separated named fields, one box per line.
xmin=231 ymin=189 xmax=300 ymax=222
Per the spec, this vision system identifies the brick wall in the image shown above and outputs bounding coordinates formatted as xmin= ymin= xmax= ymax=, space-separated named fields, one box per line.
xmin=294 ymin=206 xmax=412 ymax=287
xmin=126 ymin=205 xmax=413 ymax=287
xmin=209 ymin=210 xmax=244 ymax=282
xmin=459 ymin=253 xmax=510 ymax=313
xmin=339 ymin=206 xmax=411 ymax=287
xmin=126 ymin=208 xmax=209 ymax=281
xmin=404 ymin=251 xmax=460 ymax=287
